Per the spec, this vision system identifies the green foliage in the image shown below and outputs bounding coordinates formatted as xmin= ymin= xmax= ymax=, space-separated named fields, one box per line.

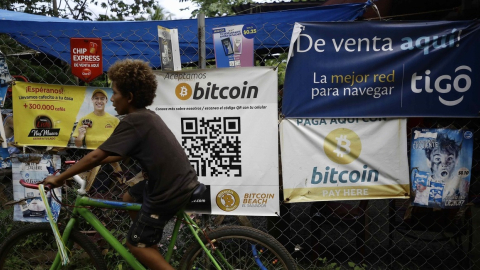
xmin=316 ymin=257 xmax=368 ymax=270
xmin=188 ymin=0 xmax=253 ymax=18
xmin=0 ymin=0 xmax=156 ymax=21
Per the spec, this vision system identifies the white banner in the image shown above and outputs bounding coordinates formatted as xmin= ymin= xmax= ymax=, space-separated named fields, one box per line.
xmin=151 ymin=67 xmax=279 ymax=216
xmin=280 ymin=118 xmax=409 ymax=202
xmin=12 ymin=154 xmax=62 ymax=222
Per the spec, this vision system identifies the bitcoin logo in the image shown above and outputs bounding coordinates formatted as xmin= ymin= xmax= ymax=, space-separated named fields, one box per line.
xmin=324 ymin=128 xmax=361 ymax=164
xmin=216 ymin=189 xmax=240 ymax=212
xmin=175 ymin=83 xmax=192 ymax=100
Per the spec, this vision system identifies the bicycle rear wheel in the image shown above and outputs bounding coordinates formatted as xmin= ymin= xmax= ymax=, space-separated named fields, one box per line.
xmin=179 ymin=225 xmax=296 ymax=270
xmin=0 ymin=223 xmax=107 ymax=270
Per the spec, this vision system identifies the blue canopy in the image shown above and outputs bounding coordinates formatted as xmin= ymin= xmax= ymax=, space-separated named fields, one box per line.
xmin=0 ymin=3 xmax=367 ymax=70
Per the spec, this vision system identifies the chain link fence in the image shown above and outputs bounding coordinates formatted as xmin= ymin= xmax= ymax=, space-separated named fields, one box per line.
xmin=0 ymin=20 xmax=479 ymax=270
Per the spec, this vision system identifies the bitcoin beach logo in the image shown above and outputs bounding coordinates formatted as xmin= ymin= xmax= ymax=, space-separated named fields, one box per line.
xmin=175 ymin=83 xmax=192 ymax=100
xmin=216 ymin=189 xmax=240 ymax=212
xmin=324 ymin=128 xmax=362 ymax=164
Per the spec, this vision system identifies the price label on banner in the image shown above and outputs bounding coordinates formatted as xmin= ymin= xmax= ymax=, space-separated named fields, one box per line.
xmin=70 ymin=38 xmax=102 ymax=83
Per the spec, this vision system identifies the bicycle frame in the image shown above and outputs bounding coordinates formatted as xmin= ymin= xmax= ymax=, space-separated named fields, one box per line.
xmin=50 ymin=194 xmax=224 ymax=270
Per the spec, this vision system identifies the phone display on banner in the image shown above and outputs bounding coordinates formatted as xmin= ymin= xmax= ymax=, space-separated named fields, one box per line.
xmin=212 ymin=24 xmax=255 ymax=68
xmin=70 ymin=38 xmax=102 ymax=83
xmin=151 ymin=67 xmax=279 ymax=216
xmin=280 ymin=118 xmax=409 ymax=202
xmin=12 ymin=81 xmax=119 ymax=149
xmin=157 ymin=26 xmax=181 ymax=71
xmin=410 ymin=128 xmax=473 ymax=208
xmin=12 ymin=154 xmax=61 ymax=222
xmin=0 ymin=49 xmax=12 ymax=106
xmin=283 ymin=21 xmax=480 ymax=117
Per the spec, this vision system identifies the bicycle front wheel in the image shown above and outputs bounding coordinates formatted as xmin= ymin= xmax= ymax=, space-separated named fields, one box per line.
xmin=0 ymin=223 xmax=107 ymax=270
xmin=179 ymin=225 xmax=296 ymax=270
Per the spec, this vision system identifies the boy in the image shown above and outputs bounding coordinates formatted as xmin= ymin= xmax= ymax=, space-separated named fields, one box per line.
xmin=45 ymin=59 xmax=200 ymax=270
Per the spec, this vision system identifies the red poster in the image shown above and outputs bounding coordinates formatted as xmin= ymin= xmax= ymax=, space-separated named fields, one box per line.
xmin=70 ymin=38 xmax=102 ymax=83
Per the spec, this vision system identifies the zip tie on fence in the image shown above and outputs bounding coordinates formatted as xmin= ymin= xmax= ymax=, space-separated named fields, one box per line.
xmin=39 ymin=184 xmax=70 ymax=265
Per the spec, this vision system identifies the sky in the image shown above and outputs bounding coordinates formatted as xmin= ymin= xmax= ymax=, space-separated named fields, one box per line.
xmin=157 ymin=0 xmax=196 ymax=20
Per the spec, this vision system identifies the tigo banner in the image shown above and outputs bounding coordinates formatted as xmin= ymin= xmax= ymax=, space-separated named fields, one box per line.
xmin=13 ymin=82 xmax=119 ymax=149
xmin=280 ymin=118 xmax=409 ymax=202
xmin=151 ymin=67 xmax=279 ymax=216
xmin=283 ymin=21 xmax=480 ymax=117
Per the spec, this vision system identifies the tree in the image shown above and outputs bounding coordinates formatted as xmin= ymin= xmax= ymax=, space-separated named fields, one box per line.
xmin=187 ymin=0 xmax=253 ymax=18
xmin=135 ymin=4 xmax=173 ymax=21
xmin=0 ymin=0 xmax=156 ymax=21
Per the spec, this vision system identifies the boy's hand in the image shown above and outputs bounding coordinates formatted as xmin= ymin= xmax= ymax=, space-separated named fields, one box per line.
xmin=44 ymin=175 xmax=66 ymax=188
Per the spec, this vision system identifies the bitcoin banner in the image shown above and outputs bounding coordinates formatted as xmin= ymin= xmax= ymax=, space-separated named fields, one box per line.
xmin=151 ymin=67 xmax=279 ymax=216
xmin=280 ymin=118 xmax=409 ymax=202
xmin=13 ymin=81 xmax=119 ymax=149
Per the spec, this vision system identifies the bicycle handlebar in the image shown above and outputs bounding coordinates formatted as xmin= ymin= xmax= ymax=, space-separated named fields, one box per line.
xmin=19 ymin=179 xmax=53 ymax=190
xmin=19 ymin=159 xmax=88 ymax=195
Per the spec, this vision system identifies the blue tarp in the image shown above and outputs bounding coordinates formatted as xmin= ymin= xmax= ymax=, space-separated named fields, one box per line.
xmin=0 ymin=3 xmax=367 ymax=70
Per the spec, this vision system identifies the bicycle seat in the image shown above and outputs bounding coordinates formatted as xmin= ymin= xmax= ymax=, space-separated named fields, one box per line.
xmin=184 ymin=183 xmax=211 ymax=214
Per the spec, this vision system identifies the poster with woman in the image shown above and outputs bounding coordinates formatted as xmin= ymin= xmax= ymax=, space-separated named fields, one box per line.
xmin=410 ymin=128 xmax=474 ymax=208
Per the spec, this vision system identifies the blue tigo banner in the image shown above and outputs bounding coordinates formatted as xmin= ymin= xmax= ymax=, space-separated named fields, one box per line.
xmin=283 ymin=21 xmax=480 ymax=117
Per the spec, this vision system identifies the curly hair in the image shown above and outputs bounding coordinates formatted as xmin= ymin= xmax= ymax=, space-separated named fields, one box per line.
xmin=424 ymin=132 xmax=461 ymax=159
xmin=107 ymin=59 xmax=157 ymax=108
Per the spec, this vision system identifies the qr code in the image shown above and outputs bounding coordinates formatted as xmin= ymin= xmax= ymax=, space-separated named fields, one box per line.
xmin=181 ymin=117 xmax=241 ymax=177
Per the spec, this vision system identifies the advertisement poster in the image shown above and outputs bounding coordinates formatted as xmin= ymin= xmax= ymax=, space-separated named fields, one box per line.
xmin=12 ymin=154 xmax=62 ymax=222
xmin=283 ymin=21 xmax=480 ymax=117
xmin=13 ymin=81 xmax=119 ymax=149
xmin=70 ymin=38 xmax=102 ymax=83
xmin=410 ymin=128 xmax=473 ymax=208
xmin=280 ymin=118 xmax=409 ymax=202
xmin=212 ymin=24 xmax=255 ymax=68
xmin=157 ymin=26 xmax=181 ymax=71
xmin=151 ymin=67 xmax=279 ymax=216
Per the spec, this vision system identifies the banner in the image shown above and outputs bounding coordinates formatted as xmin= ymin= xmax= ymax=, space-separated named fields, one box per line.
xmin=213 ymin=24 xmax=255 ymax=68
xmin=410 ymin=128 xmax=473 ymax=208
xmin=151 ymin=67 xmax=279 ymax=216
xmin=12 ymin=154 xmax=61 ymax=222
xmin=280 ymin=118 xmax=409 ymax=202
xmin=158 ymin=26 xmax=181 ymax=71
xmin=283 ymin=21 xmax=480 ymax=117
xmin=70 ymin=38 xmax=102 ymax=83
xmin=13 ymin=82 xmax=119 ymax=149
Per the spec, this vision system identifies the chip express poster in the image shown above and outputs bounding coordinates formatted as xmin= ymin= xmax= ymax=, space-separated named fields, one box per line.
xmin=151 ymin=67 xmax=279 ymax=216
xmin=12 ymin=154 xmax=61 ymax=222
xmin=410 ymin=128 xmax=473 ymax=209
xmin=283 ymin=21 xmax=480 ymax=117
xmin=280 ymin=118 xmax=409 ymax=202
xmin=13 ymin=81 xmax=118 ymax=149
xmin=212 ymin=24 xmax=255 ymax=68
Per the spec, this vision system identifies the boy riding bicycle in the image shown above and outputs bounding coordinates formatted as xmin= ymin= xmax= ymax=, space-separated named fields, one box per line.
xmin=45 ymin=59 xmax=200 ymax=270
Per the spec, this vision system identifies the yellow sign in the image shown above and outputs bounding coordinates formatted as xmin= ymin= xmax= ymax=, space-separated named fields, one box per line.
xmin=13 ymin=81 xmax=119 ymax=149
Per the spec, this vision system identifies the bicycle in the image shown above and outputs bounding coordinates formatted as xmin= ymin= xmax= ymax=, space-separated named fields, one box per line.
xmin=0 ymin=161 xmax=296 ymax=270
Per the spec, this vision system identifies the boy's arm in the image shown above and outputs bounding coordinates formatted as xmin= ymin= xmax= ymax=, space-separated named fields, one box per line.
xmin=44 ymin=148 xmax=110 ymax=188
xmin=100 ymin=156 xmax=124 ymax=165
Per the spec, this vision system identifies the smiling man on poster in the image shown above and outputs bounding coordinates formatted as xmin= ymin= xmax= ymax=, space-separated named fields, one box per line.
xmin=72 ymin=88 xmax=119 ymax=148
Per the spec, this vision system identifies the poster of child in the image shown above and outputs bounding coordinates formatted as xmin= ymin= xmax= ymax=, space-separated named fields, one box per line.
xmin=410 ymin=128 xmax=473 ymax=208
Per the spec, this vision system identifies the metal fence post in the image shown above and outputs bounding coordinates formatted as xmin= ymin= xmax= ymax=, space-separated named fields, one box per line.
xmin=197 ymin=13 xmax=206 ymax=69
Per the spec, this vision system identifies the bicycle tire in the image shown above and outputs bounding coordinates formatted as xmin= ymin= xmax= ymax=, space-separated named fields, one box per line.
xmin=0 ymin=223 xmax=107 ymax=270
xmin=179 ymin=225 xmax=296 ymax=270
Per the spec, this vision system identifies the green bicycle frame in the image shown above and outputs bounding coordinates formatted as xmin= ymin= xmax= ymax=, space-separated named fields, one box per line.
xmin=50 ymin=195 xmax=224 ymax=270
